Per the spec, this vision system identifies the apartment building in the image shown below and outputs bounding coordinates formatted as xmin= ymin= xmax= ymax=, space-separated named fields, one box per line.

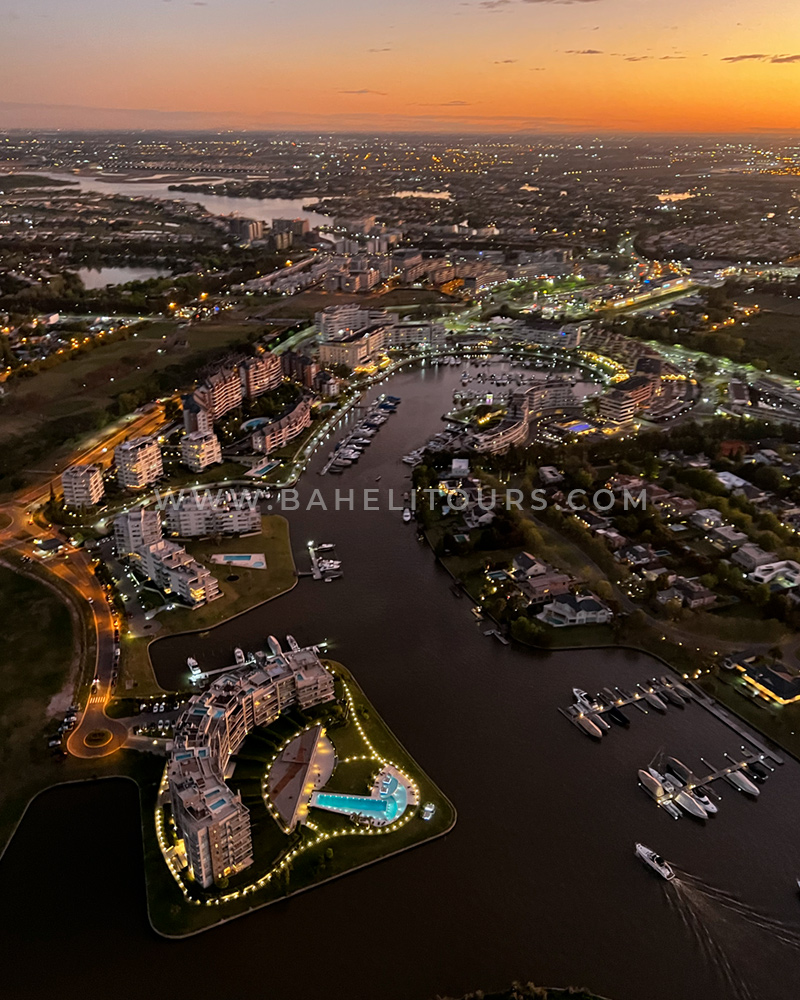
xmin=114 ymin=507 xmax=163 ymax=555
xmin=251 ymin=398 xmax=312 ymax=455
xmin=314 ymin=304 xmax=394 ymax=339
xmin=138 ymin=538 xmax=221 ymax=606
xmin=240 ymin=353 xmax=282 ymax=398
xmin=61 ymin=463 xmax=105 ymax=507
xmin=115 ymin=436 xmax=163 ymax=490
xmin=168 ymin=647 xmax=335 ymax=887
xmin=164 ymin=495 xmax=261 ymax=538
xmin=182 ymin=393 xmax=214 ymax=435
xmin=181 ymin=430 xmax=222 ymax=472
xmin=194 ymin=366 xmax=243 ymax=421
xmin=318 ymin=324 xmax=390 ymax=370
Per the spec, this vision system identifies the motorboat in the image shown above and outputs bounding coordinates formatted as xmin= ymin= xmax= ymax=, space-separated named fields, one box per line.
xmin=402 ymin=508 xmax=413 ymax=523
xmin=658 ymin=685 xmax=686 ymax=708
xmin=638 ymin=685 xmax=668 ymax=712
xmin=576 ymin=714 xmax=604 ymax=740
xmin=665 ymin=756 xmax=694 ymax=784
xmin=286 ymin=635 xmax=300 ymax=651
xmin=573 ymin=689 xmax=611 ymax=730
xmin=638 ymin=770 xmax=679 ymax=817
xmin=724 ymin=768 xmax=760 ymax=797
xmin=747 ymin=760 xmax=771 ymax=782
xmin=635 ymin=843 xmax=675 ymax=881
xmin=660 ymin=676 xmax=692 ymax=701
xmin=606 ymin=704 xmax=631 ymax=728
xmin=742 ymin=763 xmax=768 ymax=785
xmin=649 ymin=767 xmax=708 ymax=820
xmin=689 ymin=786 xmax=718 ymax=815
xmin=663 ymin=763 xmax=718 ymax=815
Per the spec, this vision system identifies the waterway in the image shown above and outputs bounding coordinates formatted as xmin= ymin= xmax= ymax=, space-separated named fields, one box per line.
xmin=76 ymin=266 xmax=170 ymax=289
xmin=34 ymin=172 xmax=333 ymax=228
xmin=2 ymin=362 xmax=800 ymax=1000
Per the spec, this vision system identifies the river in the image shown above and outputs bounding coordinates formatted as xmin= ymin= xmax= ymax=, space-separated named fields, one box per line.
xmin=76 ymin=266 xmax=171 ymax=289
xmin=2 ymin=362 xmax=800 ymax=1000
xmin=34 ymin=172 xmax=333 ymax=227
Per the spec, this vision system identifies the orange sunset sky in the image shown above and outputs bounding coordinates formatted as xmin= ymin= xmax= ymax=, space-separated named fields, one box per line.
xmin=2 ymin=0 xmax=799 ymax=132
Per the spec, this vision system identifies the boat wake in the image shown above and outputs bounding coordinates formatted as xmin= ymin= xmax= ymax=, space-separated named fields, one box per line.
xmin=664 ymin=872 xmax=800 ymax=1000
xmin=676 ymin=872 xmax=800 ymax=951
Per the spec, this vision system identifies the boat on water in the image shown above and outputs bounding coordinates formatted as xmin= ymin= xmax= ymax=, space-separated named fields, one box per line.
xmin=649 ymin=767 xmax=708 ymax=820
xmin=638 ymin=685 xmax=668 ymax=712
xmin=638 ymin=769 xmax=681 ymax=819
xmin=606 ymin=704 xmax=631 ymax=728
xmin=635 ymin=843 xmax=676 ymax=881
xmin=659 ymin=685 xmax=686 ymax=708
xmin=402 ymin=508 xmax=413 ymax=523
xmin=286 ymin=634 xmax=300 ymax=651
xmin=317 ymin=543 xmax=335 ymax=552
xmin=576 ymin=714 xmax=604 ymax=739
xmin=724 ymin=768 xmax=760 ymax=797
xmin=573 ymin=689 xmax=611 ymax=730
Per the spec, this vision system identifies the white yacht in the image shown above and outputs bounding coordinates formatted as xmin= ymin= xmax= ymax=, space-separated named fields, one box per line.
xmin=648 ymin=767 xmax=708 ymax=820
xmin=724 ymin=768 xmax=760 ymax=798
xmin=573 ymin=689 xmax=610 ymax=730
xmin=635 ymin=842 xmax=675 ymax=881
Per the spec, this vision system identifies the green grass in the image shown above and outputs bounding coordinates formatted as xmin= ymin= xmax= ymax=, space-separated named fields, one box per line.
xmin=0 ymin=315 xmax=258 ymax=445
xmin=734 ymin=303 xmax=800 ymax=376
xmin=0 ymin=174 xmax=75 ymax=192
xmin=146 ymin=660 xmax=456 ymax=936
xmin=0 ymin=563 xmax=79 ymax=849
xmin=116 ymin=515 xmax=296 ymax=695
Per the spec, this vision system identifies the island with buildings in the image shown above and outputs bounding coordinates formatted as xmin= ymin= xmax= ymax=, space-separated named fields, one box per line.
xmin=148 ymin=639 xmax=455 ymax=935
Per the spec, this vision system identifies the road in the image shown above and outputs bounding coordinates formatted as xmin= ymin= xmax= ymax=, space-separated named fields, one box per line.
xmin=0 ymin=402 xmax=169 ymax=757
xmin=14 ymin=402 xmax=167 ymax=507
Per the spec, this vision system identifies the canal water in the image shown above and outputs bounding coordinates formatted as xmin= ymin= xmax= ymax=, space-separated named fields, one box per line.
xmin=3 ymin=362 xmax=800 ymax=1000
xmin=34 ymin=172 xmax=333 ymax=228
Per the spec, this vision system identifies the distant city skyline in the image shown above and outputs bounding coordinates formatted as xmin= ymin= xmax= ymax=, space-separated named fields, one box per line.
xmin=2 ymin=0 xmax=799 ymax=132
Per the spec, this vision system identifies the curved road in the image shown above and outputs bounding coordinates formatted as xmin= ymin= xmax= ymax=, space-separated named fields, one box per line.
xmin=0 ymin=403 xmax=168 ymax=758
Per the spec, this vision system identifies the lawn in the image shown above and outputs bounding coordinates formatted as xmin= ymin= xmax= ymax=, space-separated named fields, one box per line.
xmin=117 ymin=515 xmax=297 ymax=695
xmin=146 ymin=660 xmax=456 ymax=936
xmin=734 ymin=297 xmax=800 ymax=376
xmin=0 ymin=315 xmax=258 ymax=445
xmin=0 ymin=563 xmax=80 ymax=850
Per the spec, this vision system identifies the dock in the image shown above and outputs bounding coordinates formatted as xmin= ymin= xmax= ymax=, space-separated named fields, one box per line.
xmin=559 ymin=677 xmax=785 ymax=767
xmin=307 ymin=542 xmax=343 ymax=582
xmin=558 ymin=679 xmax=689 ymax=734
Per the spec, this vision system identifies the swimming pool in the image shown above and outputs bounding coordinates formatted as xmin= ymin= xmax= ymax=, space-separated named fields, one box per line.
xmin=312 ymin=775 xmax=408 ymax=824
xmin=245 ymin=460 xmax=279 ymax=478
xmin=210 ymin=553 xmax=267 ymax=570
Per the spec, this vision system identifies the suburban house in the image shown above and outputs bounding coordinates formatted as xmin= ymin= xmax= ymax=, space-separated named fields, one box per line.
xmin=538 ymin=593 xmax=613 ymax=627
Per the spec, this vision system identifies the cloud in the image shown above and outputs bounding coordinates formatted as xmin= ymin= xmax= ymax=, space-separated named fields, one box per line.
xmin=722 ymin=52 xmax=800 ymax=63
xmin=493 ymin=58 xmax=518 ymax=64
xmin=722 ymin=53 xmax=767 ymax=62
xmin=368 ymin=47 xmax=392 ymax=52
xmin=339 ymin=89 xmax=387 ymax=95
xmin=479 ymin=0 xmax=601 ymax=8
xmin=564 ymin=49 xmax=603 ymax=55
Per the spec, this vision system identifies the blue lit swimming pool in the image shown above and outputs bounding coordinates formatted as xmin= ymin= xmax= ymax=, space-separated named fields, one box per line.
xmin=312 ymin=775 xmax=408 ymax=824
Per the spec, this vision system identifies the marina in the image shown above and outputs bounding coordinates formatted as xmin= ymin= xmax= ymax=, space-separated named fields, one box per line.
xmin=7 ymin=363 xmax=800 ymax=1000
xmin=321 ymin=395 xmax=401 ymax=475
xmin=306 ymin=541 xmax=343 ymax=581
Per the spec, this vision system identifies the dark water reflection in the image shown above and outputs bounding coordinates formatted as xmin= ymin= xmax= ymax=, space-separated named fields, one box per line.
xmin=3 ymin=363 xmax=800 ymax=1000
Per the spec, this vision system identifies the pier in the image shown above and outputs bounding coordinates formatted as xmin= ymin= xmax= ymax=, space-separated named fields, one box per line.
xmin=307 ymin=541 xmax=342 ymax=582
